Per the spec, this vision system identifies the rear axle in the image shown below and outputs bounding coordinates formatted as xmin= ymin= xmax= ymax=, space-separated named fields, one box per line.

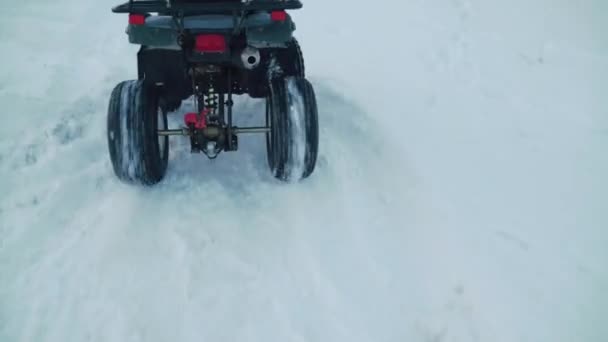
xmin=157 ymin=126 xmax=270 ymax=137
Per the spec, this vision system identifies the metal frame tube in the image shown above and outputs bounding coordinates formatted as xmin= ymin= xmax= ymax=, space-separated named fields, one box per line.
xmin=233 ymin=127 xmax=270 ymax=134
xmin=158 ymin=127 xmax=270 ymax=137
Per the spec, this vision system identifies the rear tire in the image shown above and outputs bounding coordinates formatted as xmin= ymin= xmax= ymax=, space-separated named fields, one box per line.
xmin=269 ymin=38 xmax=305 ymax=78
xmin=250 ymin=38 xmax=306 ymax=98
xmin=266 ymin=77 xmax=319 ymax=181
xmin=283 ymin=38 xmax=305 ymax=78
xmin=107 ymin=80 xmax=169 ymax=185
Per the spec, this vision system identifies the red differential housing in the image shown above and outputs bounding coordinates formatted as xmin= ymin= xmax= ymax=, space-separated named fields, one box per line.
xmin=184 ymin=109 xmax=209 ymax=129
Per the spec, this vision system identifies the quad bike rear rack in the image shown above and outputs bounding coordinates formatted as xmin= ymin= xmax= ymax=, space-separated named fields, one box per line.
xmin=112 ymin=0 xmax=303 ymax=14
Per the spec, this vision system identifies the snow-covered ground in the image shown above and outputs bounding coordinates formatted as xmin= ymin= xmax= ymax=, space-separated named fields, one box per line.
xmin=1 ymin=0 xmax=606 ymax=341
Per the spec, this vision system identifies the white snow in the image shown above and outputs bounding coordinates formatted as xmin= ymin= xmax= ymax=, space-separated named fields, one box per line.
xmin=1 ymin=0 xmax=607 ymax=341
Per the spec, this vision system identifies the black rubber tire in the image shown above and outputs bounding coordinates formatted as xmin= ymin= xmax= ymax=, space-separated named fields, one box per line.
xmin=250 ymin=38 xmax=306 ymax=98
xmin=284 ymin=38 xmax=305 ymax=78
xmin=266 ymin=77 xmax=319 ymax=181
xmin=271 ymin=38 xmax=305 ymax=78
xmin=107 ymin=80 xmax=169 ymax=185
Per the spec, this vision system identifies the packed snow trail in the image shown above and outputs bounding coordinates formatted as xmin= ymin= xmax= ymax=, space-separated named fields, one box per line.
xmin=1 ymin=0 xmax=607 ymax=341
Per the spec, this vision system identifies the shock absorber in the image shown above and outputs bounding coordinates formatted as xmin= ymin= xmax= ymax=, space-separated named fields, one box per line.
xmin=205 ymin=76 xmax=220 ymax=124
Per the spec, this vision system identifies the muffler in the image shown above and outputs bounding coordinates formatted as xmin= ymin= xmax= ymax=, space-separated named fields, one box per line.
xmin=240 ymin=46 xmax=261 ymax=70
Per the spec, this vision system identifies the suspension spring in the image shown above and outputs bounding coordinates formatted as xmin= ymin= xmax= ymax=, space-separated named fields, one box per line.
xmin=205 ymin=76 xmax=219 ymax=116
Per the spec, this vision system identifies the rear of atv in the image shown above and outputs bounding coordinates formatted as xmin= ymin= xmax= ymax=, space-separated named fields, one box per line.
xmin=107 ymin=0 xmax=318 ymax=185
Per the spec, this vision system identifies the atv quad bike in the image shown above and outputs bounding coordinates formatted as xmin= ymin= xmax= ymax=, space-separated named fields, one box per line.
xmin=107 ymin=0 xmax=318 ymax=185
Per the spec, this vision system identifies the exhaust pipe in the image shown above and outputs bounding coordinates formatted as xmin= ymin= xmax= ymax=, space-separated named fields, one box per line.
xmin=240 ymin=46 xmax=261 ymax=70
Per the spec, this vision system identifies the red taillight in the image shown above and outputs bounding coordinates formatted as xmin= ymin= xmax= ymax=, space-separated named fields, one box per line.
xmin=195 ymin=34 xmax=227 ymax=53
xmin=270 ymin=10 xmax=287 ymax=22
xmin=129 ymin=14 xmax=146 ymax=26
